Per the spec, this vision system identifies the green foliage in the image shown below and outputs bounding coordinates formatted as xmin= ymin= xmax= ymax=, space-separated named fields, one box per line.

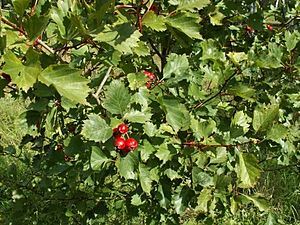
xmin=0 ymin=0 xmax=299 ymax=224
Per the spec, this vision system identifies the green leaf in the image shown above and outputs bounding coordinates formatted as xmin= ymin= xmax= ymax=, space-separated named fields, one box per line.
xmin=95 ymin=23 xmax=142 ymax=54
xmin=265 ymin=213 xmax=277 ymax=225
xmin=173 ymin=186 xmax=194 ymax=215
xmin=24 ymin=15 xmax=49 ymax=41
xmin=124 ymin=110 xmax=152 ymax=124
xmin=94 ymin=0 xmax=115 ymax=24
xmin=39 ymin=65 xmax=90 ymax=104
xmin=143 ymin=122 xmax=157 ymax=137
xmin=195 ymin=188 xmax=212 ymax=213
xmin=190 ymin=116 xmax=216 ymax=140
xmin=285 ymin=31 xmax=300 ymax=52
xmin=102 ymin=80 xmax=131 ymax=115
xmin=143 ymin=11 xmax=167 ymax=32
xmin=227 ymin=52 xmax=248 ymax=65
xmin=157 ymin=182 xmax=171 ymax=209
xmin=12 ymin=0 xmax=30 ymax=16
xmin=164 ymin=168 xmax=181 ymax=181
xmin=231 ymin=111 xmax=251 ymax=134
xmin=131 ymin=194 xmax=144 ymax=206
xmin=192 ymin=167 xmax=214 ymax=187
xmin=140 ymin=139 xmax=155 ymax=162
xmin=209 ymin=147 xmax=227 ymax=164
xmin=174 ymin=0 xmax=211 ymax=11
xmin=64 ymin=135 xmax=84 ymax=156
xmin=237 ymin=152 xmax=261 ymax=188
xmin=133 ymin=42 xmax=150 ymax=56
xmin=155 ymin=143 xmax=172 ymax=164
xmin=0 ymin=79 xmax=8 ymax=98
xmin=139 ymin=163 xmax=152 ymax=195
xmin=209 ymin=8 xmax=225 ymax=26
xmin=266 ymin=124 xmax=288 ymax=143
xmin=163 ymin=53 xmax=189 ymax=80
xmin=253 ymin=104 xmax=279 ymax=132
xmin=2 ymin=49 xmax=41 ymax=92
xmin=241 ymin=194 xmax=269 ymax=212
xmin=44 ymin=106 xmax=58 ymax=137
xmin=228 ymin=84 xmax=256 ymax=101
xmin=200 ymin=39 xmax=226 ymax=62
xmin=117 ymin=152 xmax=138 ymax=180
xmin=166 ymin=12 xmax=202 ymax=39
xmin=81 ymin=114 xmax=112 ymax=143
xmin=90 ymin=146 xmax=111 ymax=170
xmin=160 ymin=98 xmax=190 ymax=132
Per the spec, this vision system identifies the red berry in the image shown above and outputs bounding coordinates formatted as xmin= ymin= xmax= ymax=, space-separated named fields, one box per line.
xmin=266 ymin=24 xmax=273 ymax=31
xmin=146 ymin=81 xmax=152 ymax=89
xmin=118 ymin=123 xmax=128 ymax=134
xmin=125 ymin=138 xmax=138 ymax=150
xmin=149 ymin=4 xmax=159 ymax=14
xmin=114 ymin=137 xmax=126 ymax=150
xmin=143 ymin=71 xmax=156 ymax=80
xmin=245 ymin=25 xmax=253 ymax=32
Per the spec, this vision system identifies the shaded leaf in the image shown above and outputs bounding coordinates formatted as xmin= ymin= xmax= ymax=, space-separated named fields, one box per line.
xmin=242 ymin=194 xmax=269 ymax=212
xmin=24 ymin=15 xmax=49 ymax=41
xmin=90 ymin=146 xmax=111 ymax=170
xmin=253 ymin=104 xmax=279 ymax=132
xmin=95 ymin=23 xmax=142 ymax=54
xmin=160 ymin=98 xmax=190 ymax=132
xmin=12 ymin=0 xmax=30 ymax=16
xmin=139 ymin=163 xmax=152 ymax=195
xmin=39 ymin=65 xmax=90 ymax=104
xmin=190 ymin=116 xmax=216 ymax=140
xmin=117 ymin=151 xmax=138 ymax=180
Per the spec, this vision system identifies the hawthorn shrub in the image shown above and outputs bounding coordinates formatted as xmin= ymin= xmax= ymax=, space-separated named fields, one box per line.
xmin=0 ymin=0 xmax=299 ymax=224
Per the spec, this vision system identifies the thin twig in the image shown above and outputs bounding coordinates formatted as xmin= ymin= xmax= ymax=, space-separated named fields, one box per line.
xmin=92 ymin=66 xmax=113 ymax=105
xmin=0 ymin=16 xmax=25 ymax=34
xmin=37 ymin=39 xmax=55 ymax=54
xmin=194 ymin=70 xmax=239 ymax=109
xmin=0 ymin=16 xmax=56 ymax=55
xmin=183 ymin=139 xmax=262 ymax=150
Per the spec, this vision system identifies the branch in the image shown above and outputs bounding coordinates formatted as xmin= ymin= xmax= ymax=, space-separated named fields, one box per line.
xmin=183 ymin=139 xmax=262 ymax=150
xmin=36 ymin=39 xmax=55 ymax=54
xmin=0 ymin=16 xmax=55 ymax=55
xmin=0 ymin=16 xmax=25 ymax=34
xmin=194 ymin=70 xmax=239 ymax=109
xmin=92 ymin=66 xmax=113 ymax=105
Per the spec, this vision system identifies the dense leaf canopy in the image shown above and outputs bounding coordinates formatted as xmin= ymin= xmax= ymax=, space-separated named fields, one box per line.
xmin=0 ymin=0 xmax=299 ymax=224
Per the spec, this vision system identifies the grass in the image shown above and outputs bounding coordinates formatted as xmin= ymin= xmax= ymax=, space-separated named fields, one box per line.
xmin=0 ymin=95 xmax=27 ymax=149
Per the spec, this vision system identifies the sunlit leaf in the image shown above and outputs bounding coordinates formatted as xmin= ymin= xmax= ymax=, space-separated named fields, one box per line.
xmin=81 ymin=114 xmax=112 ymax=143
xmin=238 ymin=152 xmax=261 ymax=188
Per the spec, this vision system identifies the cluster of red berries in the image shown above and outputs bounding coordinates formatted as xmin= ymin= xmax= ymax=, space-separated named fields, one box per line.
xmin=113 ymin=123 xmax=138 ymax=152
xmin=144 ymin=70 xmax=157 ymax=89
